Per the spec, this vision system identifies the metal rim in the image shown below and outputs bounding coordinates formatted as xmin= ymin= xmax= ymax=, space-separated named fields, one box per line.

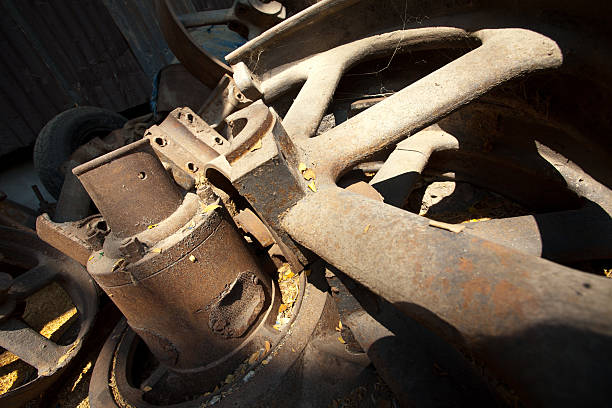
xmin=0 ymin=226 xmax=98 ymax=407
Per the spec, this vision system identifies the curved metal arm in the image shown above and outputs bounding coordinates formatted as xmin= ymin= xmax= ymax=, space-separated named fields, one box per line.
xmin=281 ymin=186 xmax=612 ymax=407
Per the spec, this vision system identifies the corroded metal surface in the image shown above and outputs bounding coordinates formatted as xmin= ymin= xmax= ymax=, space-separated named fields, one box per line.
xmin=32 ymin=1 xmax=612 ymax=407
xmin=0 ymin=227 xmax=98 ymax=407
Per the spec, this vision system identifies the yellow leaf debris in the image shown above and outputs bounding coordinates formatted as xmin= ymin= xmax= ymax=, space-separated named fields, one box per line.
xmin=147 ymin=224 xmax=158 ymax=229
xmin=143 ymin=385 xmax=152 ymax=392
xmin=151 ymin=247 xmax=162 ymax=253
xmin=278 ymin=304 xmax=288 ymax=313
xmin=88 ymin=255 xmax=94 ymax=261
xmin=337 ymin=336 xmax=346 ymax=344
xmin=203 ymin=204 xmax=222 ymax=213
xmin=250 ymin=139 xmax=262 ymax=152
xmin=189 ymin=255 xmax=197 ymax=262
xmin=363 ymin=224 xmax=371 ymax=233
xmin=302 ymin=168 xmax=316 ymax=181
xmin=462 ymin=217 xmax=492 ymax=223
xmin=605 ymin=269 xmax=612 ymax=278
xmin=307 ymin=181 xmax=317 ymax=192
xmin=224 ymin=374 xmax=234 ymax=384
xmin=262 ymin=359 xmax=269 ymax=365
xmin=265 ymin=340 xmax=271 ymax=353
xmin=248 ymin=350 xmax=260 ymax=365
xmin=111 ymin=258 xmax=125 ymax=272
xmin=298 ymin=162 xmax=307 ymax=172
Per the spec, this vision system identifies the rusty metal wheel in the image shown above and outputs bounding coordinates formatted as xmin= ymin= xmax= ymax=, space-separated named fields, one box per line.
xmin=33 ymin=1 xmax=611 ymax=407
xmin=202 ymin=1 xmax=612 ymax=406
xmin=0 ymin=227 xmax=98 ymax=407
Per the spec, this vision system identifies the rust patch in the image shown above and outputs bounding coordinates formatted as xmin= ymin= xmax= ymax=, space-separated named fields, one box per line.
xmin=491 ymin=280 xmax=533 ymax=323
xmin=458 ymin=257 xmax=474 ymax=273
xmin=461 ymin=277 xmax=492 ymax=310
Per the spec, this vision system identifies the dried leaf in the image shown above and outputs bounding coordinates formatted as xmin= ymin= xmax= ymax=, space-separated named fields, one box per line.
xmin=605 ymin=269 xmax=612 ymax=278
xmin=265 ymin=340 xmax=271 ymax=353
xmin=111 ymin=258 xmax=125 ymax=272
xmin=363 ymin=224 xmax=371 ymax=233
xmin=143 ymin=385 xmax=152 ymax=392
xmin=88 ymin=255 xmax=94 ymax=262
xmin=278 ymin=304 xmax=288 ymax=313
xmin=305 ymin=269 xmax=311 ymax=277
xmin=302 ymin=168 xmax=316 ymax=181
xmin=249 ymin=139 xmax=262 ymax=152
xmin=298 ymin=162 xmax=307 ymax=172
xmin=462 ymin=217 xmax=491 ymax=223
xmin=189 ymin=255 xmax=197 ymax=262
xmin=339 ymin=320 xmax=342 ymax=329
xmin=203 ymin=204 xmax=222 ymax=213
xmin=224 ymin=374 xmax=234 ymax=384
xmin=262 ymin=359 xmax=269 ymax=365
xmin=307 ymin=181 xmax=317 ymax=192
xmin=151 ymin=248 xmax=162 ymax=253
xmin=248 ymin=350 xmax=260 ymax=365
xmin=147 ymin=224 xmax=158 ymax=229
xmin=337 ymin=336 xmax=346 ymax=344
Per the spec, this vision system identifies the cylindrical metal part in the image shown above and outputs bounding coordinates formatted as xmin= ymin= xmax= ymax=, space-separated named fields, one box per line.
xmin=88 ymin=208 xmax=272 ymax=370
xmin=73 ymin=139 xmax=183 ymax=238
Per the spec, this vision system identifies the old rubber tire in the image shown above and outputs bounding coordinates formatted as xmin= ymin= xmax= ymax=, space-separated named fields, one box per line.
xmin=33 ymin=107 xmax=127 ymax=199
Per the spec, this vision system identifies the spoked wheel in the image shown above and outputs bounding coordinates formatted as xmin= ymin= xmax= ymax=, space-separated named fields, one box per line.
xmin=210 ymin=1 xmax=612 ymax=406
xmin=0 ymin=227 xmax=98 ymax=407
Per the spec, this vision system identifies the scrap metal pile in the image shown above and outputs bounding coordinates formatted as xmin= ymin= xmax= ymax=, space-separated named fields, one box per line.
xmin=1 ymin=0 xmax=611 ymax=407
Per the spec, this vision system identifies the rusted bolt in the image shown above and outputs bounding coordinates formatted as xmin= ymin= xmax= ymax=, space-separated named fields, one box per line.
xmin=154 ymin=137 xmax=167 ymax=147
xmin=214 ymin=137 xmax=223 ymax=145
xmin=119 ymin=237 xmax=145 ymax=263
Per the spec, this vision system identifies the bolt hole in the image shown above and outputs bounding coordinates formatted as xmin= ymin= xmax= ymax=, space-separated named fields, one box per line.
xmin=214 ymin=137 xmax=223 ymax=145
xmin=187 ymin=113 xmax=194 ymax=123
xmin=155 ymin=137 xmax=167 ymax=147
xmin=95 ymin=220 xmax=108 ymax=232
xmin=187 ymin=162 xmax=198 ymax=173
xmin=177 ymin=112 xmax=182 ymax=119
xmin=138 ymin=171 xmax=147 ymax=180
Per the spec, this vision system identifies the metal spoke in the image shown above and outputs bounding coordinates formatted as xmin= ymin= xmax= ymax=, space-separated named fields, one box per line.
xmin=9 ymin=263 xmax=59 ymax=299
xmin=307 ymin=28 xmax=562 ymax=180
xmin=282 ymin=186 xmax=612 ymax=407
xmin=0 ymin=318 xmax=65 ymax=375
